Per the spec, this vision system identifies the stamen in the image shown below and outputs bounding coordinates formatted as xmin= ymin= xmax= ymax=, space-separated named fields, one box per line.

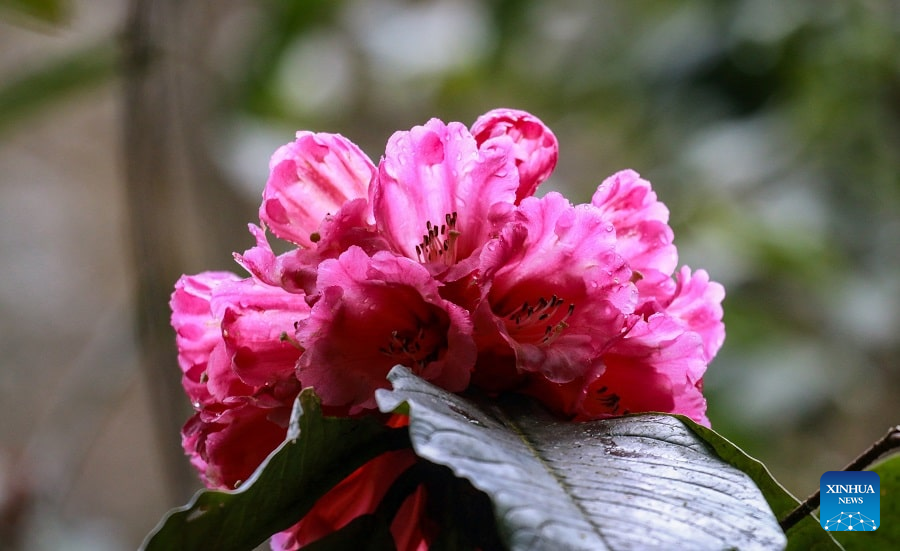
xmin=595 ymin=389 xmax=622 ymax=414
xmin=416 ymin=211 xmax=460 ymax=264
xmin=504 ymin=294 xmax=575 ymax=344
xmin=379 ymin=322 xmax=442 ymax=374
xmin=279 ymin=331 xmax=302 ymax=350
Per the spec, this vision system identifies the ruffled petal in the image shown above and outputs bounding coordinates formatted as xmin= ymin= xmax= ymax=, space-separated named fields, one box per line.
xmin=170 ymin=272 xmax=243 ymax=407
xmin=261 ymin=132 xmax=376 ymax=248
xmin=296 ymin=247 xmax=476 ymax=413
xmin=372 ymin=119 xmax=518 ymax=271
xmin=235 ymin=224 xmax=315 ymax=294
xmin=477 ymin=192 xmax=636 ymax=382
xmin=580 ymin=314 xmax=710 ymax=426
xmin=665 ymin=266 xmax=726 ymax=362
xmin=471 ymin=108 xmax=559 ymax=202
xmin=210 ymin=277 xmax=309 ymax=388
xmin=591 ymin=170 xmax=677 ymax=278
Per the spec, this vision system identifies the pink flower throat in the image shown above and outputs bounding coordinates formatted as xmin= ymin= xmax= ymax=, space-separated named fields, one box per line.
xmin=505 ymin=294 xmax=575 ymax=345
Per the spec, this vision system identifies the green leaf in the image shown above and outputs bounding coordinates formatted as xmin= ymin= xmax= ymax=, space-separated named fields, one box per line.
xmin=680 ymin=417 xmax=844 ymax=550
xmin=141 ymin=388 xmax=408 ymax=551
xmin=832 ymin=454 xmax=900 ymax=550
xmin=376 ymin=366 xmax=787 ymax=550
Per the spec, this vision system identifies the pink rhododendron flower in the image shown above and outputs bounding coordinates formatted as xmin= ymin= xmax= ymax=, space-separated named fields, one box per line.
xmin=171 ymin=274 xmax=307 ymax=405
xmin=581 ymin=313 xmax=709 ymax=425
xmin=295 ymin=246 xmax=476 ymax=414
xmin=372 ymin=118 xmax=519 ymax=276
xmin=170 ymin=271 xmax=244 ymax=409
xmin=521 ymin=265 xmax=723 ymax=426
xmin=209 ymin=277 xmax=310 ymax=389
xmin=471 ymin=108 xmax=559 ymax=202
xmin=170 ymin=273 xmax=308 ymax=488
xmin=182 ymin=401 xmax=292 ymax=490
xmin=169 ymin=107 xmax=725 ymax=547
xmin=591 ymin=169 xmax=677 ymax=280
xmin=262 ymin=132 xmax=376 ymax=248
xmin=475 ymin=192 xmax=635 ymax=383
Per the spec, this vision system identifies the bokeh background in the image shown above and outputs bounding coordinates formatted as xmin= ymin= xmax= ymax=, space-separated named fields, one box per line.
xmin=1 ymin=0 xmax=898 ymax=549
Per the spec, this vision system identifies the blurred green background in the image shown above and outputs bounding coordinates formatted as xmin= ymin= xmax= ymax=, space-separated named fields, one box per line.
xmin=1 ymin=0 xmax=898 ymax=549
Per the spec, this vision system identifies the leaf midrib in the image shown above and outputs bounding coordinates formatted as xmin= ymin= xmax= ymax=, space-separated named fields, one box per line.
xmin=486 ymin=401 xmax=614 ymax=550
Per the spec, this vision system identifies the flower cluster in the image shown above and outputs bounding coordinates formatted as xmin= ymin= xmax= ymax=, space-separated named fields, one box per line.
xmin=170 ymin=109 xmax=724 ymax=550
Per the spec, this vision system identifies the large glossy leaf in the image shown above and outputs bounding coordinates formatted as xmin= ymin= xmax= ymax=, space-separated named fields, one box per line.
xmin=141 ymin=388 xmax=407 ymax=551
xmin=376 ymin=366 xmax=787 ymax=550
xmin=682 ymin=418 xmax=843 ymax=550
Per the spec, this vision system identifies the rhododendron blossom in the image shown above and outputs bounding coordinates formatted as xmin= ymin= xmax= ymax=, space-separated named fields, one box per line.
xmin=262 ymin=131 xmax=376 ymax=248
xmin=295 ymin=246 xmax=476 ymax=414
xmin=373 ymin=118 xmax=519 ymax=274
xmin=169 ymin=108 xmax=724 ymax=549
xmin=474 ymin=191 xmax=635 ymax=384
xmin=170 ymin=273 xmax=306 ymax=489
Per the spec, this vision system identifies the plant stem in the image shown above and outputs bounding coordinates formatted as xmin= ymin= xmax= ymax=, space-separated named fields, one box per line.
xmin=779 ymin=425 xmax=900 ymax=532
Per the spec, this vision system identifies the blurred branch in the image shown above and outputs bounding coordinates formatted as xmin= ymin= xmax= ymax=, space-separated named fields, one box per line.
xmin=121 ymin=0 xmax=195 ymax=504
xmin=121 ymin=0 xmax=253 ymax=503
xmin=779 ymin=425 xmax=900 ymax=532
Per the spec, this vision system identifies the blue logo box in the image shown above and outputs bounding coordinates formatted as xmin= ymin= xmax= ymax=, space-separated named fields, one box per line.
xmin=820 ymin=471 xmax=880 ymax=531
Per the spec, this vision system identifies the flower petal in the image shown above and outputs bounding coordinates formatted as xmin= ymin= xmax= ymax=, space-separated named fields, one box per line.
xmin=591 ymin=170 xmax=677 ymax=277
xmin=182 ymin=402 xmax=291 ymax=490
xmin=170 ymin=272 xmax=243 ymax=407
xmin=210 ymin=277 xmax=309 ymax=388
xmin=261 ymin=132 xmax=376 ymax=248
xmin=665 ymin=266 xmax=726 ymax=362
xmin=235 ymin=224 xmax=317 ymax=294
xmin=581 ymin=314 xmax=710 ymax=426
xmin=478 ymin=193 xmax=635 ymax=382
xmin=296 ymin=247 xmax=476 ymax=413
xmin=372 ymin=119 xmax=518 ymax=270
xmin=471 ymin=108 xmax=559 ymax=202
xmin=271 ymin=449 xmax=422 ymax=550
